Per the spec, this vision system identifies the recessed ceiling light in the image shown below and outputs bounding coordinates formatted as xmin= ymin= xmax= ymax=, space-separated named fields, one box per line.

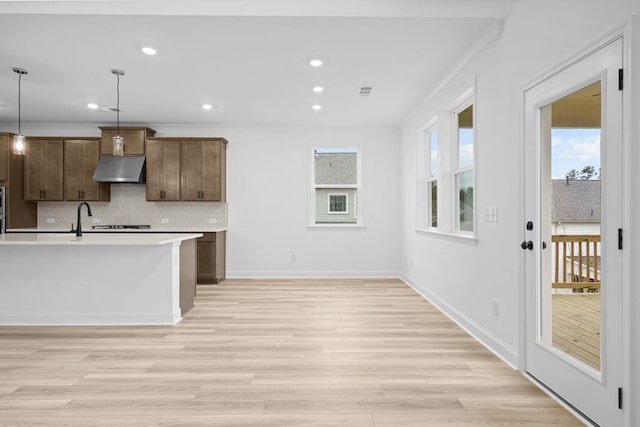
xmin=202 ymin=104 xmax=213 ymax=110
xmin=312 ymin=86 xmax=324 ymax=93
xmin=87 ymin=103 xmax=99 ymax=110
xmin=141 ymin=47 xmax=157 ymax=55
xmin=312 ymin=104 xmax=322 ymax=111
xmin=309 ymin=59 xmax=323 ymax=67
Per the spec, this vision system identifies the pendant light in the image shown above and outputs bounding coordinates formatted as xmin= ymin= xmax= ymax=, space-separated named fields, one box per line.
xmin=111 ymin=69 xmax=125 ymax=156
xmin=12 ymin=67 xmax=28 ymax=156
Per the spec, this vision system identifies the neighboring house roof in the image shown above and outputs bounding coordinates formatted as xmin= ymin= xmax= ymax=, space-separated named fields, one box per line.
xmin=552 ymin=179 xmax=600 ymax=223
xmin=314 ymin=153 xmax=357 ymax=185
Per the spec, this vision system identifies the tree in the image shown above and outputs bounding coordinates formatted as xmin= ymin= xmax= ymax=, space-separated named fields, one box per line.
xmin=565 ymin=165 xmax=598 ymax=180
xmin=579 ymin=166 xmax=596 ymax=180
xmin=565 ymin=169 xmax=579 ymax=179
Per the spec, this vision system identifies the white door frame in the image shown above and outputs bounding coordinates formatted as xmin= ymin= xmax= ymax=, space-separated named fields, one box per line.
xmin=518 ymin=20 xmax=632 ymax=426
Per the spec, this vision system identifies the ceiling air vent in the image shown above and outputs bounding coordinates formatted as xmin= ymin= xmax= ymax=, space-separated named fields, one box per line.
xmin=359 ymin=86 xmax=373 ymax=97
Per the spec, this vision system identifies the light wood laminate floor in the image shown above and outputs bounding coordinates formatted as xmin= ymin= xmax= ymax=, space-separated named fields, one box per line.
xmin=0 ymin=279 xmax=582 ymax=426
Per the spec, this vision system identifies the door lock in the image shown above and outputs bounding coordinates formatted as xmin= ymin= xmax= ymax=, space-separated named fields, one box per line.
xmin=521 ymin=241 xmax=533 ymax=250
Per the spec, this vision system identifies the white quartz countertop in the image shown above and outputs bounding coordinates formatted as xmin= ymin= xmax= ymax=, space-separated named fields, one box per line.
xmin=7 ymin=227 xmax=227 ymax=233
xmin=0 ymin=233 xmax=203 ymax=246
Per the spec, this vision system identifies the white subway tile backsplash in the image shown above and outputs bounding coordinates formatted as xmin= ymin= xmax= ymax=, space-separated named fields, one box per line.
xmin=38 ymin=185 xmax=227 ymax=231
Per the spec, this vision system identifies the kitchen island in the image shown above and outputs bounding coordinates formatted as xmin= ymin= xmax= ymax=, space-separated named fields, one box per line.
xmin=0 ymin=233 xmax=201 ymax=326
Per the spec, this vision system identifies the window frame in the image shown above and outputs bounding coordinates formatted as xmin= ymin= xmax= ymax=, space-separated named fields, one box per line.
xmin=309 ymin=145 xmax=363 ymax=228
xmin=452 ymin=98 xmax=475 ymax=236
xmin=327 ymin=193 xmax=349 ymax=215
xmin=425 ymin=125 xmax=439 ymax=230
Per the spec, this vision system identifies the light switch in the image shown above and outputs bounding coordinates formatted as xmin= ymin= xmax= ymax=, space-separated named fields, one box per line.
xmin=46 ymin=217 xmax=55 ymax=224
xmin=484 ymin=207 xmax=498 ymax=222
xmin=161 ymin=218 xmax=170 ymax=224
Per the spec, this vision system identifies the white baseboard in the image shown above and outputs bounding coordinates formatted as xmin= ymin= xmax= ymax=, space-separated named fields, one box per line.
xmin=227 ymin=270 xmax=401 ymax=279
xmin=400 ymin=273 xmax=519 ymax=369
xmin=0 ymin=311 xmax=182 ymax=326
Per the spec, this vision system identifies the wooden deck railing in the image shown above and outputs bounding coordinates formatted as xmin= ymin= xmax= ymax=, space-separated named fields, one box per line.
xmin=552 ymin=234 xmax=601 ymax=290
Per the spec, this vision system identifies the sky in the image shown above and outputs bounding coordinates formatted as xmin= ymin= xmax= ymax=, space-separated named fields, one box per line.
xmin=551 ymin=128 xmax=600 ymax=179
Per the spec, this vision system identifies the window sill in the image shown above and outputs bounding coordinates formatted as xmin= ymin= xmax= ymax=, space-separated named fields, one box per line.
xmin=414 ymin=228 xmax=478 ymax=245
xmin=308 ymin=224 xmax=366 ymax=230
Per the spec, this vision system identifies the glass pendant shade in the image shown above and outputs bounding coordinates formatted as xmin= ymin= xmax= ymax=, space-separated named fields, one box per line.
xmin=13 ymin=134 xmax=26 ymax=156
xmin=113 ymin=134 xmax=124 ymax=156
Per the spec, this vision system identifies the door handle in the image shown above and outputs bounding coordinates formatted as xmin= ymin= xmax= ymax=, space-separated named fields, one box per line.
xmin=521 ymin=241 xmax=533 ymax=251
xmin=542 ymin=241 xmax=547 ymax=250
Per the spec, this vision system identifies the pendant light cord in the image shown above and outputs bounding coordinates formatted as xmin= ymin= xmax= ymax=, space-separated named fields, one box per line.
xmin=17 ymin=72 xmax=22 ymax=135
xmin=116 ymin=72 xmax=120 ymax=135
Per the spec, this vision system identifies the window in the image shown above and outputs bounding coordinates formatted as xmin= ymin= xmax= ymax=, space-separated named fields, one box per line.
xmin=454 ymin=103 xmax=474 ymax=233
xmin=415 ymin=87 xmax=475 ymax=241
xmin=328 ymin=193 xmax=348 ymax=214
xmin=427 ymin=129 xmax=438 ymax=228
xmin=312 ymin=147 xmax=360 ymax=225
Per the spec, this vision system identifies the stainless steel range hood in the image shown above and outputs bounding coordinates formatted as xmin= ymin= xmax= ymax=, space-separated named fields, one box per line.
xmin=92 ymin=156 xmax=146 ymax=183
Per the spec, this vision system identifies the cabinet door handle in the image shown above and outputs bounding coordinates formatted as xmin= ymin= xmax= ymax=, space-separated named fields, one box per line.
xmin=78 ymin=190 xmax=81 ymax=199
xmin=43 ymin=190 xmax=46 ymax=199
xmin=39 ymin=190 xmax=42 ymax=198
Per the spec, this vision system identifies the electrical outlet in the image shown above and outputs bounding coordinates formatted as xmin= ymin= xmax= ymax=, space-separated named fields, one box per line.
xmin=46 ymin=218 xmax=55 ymax=224
xmin=161 ymin=218 xmax=170 ymax=224
xmin=291 ymin=254 xmax=297 ymax=262
xmin=92 ymin=218 xmax=101 ymax=224
xmin=208 ymin=217 xmax=217 ymax=224
xmin=492 ymin=299 xmax=499 ymax=317
xmin=409 ymin=259 xmax=414 ymax=268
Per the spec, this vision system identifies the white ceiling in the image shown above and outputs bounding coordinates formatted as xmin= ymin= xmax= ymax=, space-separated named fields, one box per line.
xmin=0 ymin=1 xmax=508 ymax=128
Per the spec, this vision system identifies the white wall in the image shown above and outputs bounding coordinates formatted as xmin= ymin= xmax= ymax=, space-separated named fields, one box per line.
xmin=219 ymin=126 xmax=400 ymax=278
xmin=399 ymin=0 xmax=639 ymax=399
xmin=5 ymin=123 xmax=401 ymax=278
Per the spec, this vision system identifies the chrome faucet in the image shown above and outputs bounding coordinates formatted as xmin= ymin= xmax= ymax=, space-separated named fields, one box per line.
xmin=76 ymin=202 xmax=93 ymax=237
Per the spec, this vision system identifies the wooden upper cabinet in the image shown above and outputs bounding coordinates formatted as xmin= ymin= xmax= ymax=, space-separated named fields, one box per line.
xmin=181 ymin=139 xmax=226 ymax=202
xmin=99 ymin=127 xmax=156 ymax=156
xmin=24 ymin=139 xmax=64 ymax=201
xmin=64 ymin=139 xmax=110 ymax=201
xmin=0 ymin=134 xmax=8 ymax=182
xmin=145 ymin=139 xmax=181 ymax=201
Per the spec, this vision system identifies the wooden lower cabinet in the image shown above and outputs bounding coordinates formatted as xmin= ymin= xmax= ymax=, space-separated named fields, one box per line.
xmin=197 ymin=231 xmax=226 ymax=284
